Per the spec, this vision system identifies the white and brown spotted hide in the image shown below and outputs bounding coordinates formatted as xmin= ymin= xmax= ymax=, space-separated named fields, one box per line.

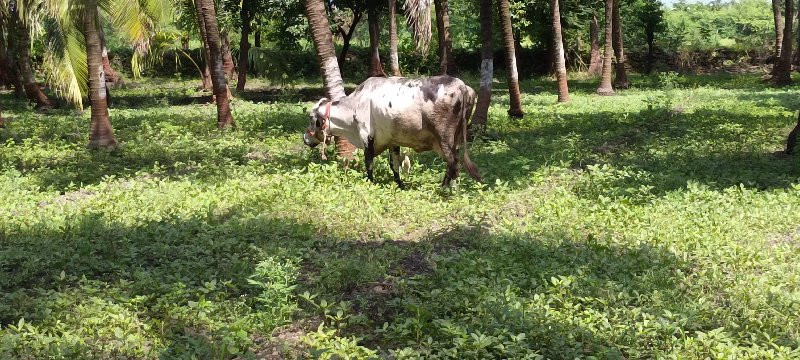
xmin=303 ymin=76 xmax=481 ymax=187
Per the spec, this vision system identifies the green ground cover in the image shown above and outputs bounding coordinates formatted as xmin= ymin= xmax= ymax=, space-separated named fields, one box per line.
xmin=1 ymin=73 xmax=800 ymax=359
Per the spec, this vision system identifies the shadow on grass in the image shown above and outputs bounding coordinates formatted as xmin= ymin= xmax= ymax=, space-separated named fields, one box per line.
xmin=0 ymin=207 xmax=688 ymax=358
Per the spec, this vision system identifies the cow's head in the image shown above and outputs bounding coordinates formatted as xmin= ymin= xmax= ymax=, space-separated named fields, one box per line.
xmin=303 ymin=98 xmax=332 ymax=148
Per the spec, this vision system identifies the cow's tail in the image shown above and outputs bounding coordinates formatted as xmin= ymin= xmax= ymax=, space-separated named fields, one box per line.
xmin=459 ymin=85 xmax=482 ymax=182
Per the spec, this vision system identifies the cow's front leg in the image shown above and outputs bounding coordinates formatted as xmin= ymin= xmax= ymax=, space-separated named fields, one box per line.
xmin=365 ymin=137 xmax=376 ymax=183
xmin=389 ymin=146 xmax=405 ymax=189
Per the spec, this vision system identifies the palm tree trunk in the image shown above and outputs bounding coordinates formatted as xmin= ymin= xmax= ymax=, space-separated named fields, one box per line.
xmin=195 ymin=9 xmax=213 ymax=90
xmin=254 ymin=31 xmax=261 ymax=48
xmin=368 ymin=6 xmax=386 ymax=77
xmin=0 ymin=17 xmax=12 ymax=89
xmin=645 ymin=24 xmax=655 ymax=74
xmin=84 ymin=4 xmax=117 ymax=150
xmin=472 ymin=0 xmax=493 ymax=128
xmin=99 ymin=27 xmax=121 ymax=84
xmin=774 ymin=0 xmax=784 ymax=60
xmin=237 ymin=0 xmax=251 ymax=92
xmin=611 ymin=0 xmax=628 ymax=89
xmin=499 ymin=0 xmax=524 ymax=117
xmin=388 ymin=0 xmax=401 ymax=76
xmin=15 ymin=17 xmax=52 ymax=108
xmin=4 ymin=19 xmax=24 ymax=98
xmin=551 ymin=0 xmax=570 ymax=103
xmin=304 ymin=0 xmax=355 ymax=160
xmin=221 ymin=33 xmax=235 ymax=78
xmin=597 ymin=0 xmax=615 ymax=95
xmin=773 ymin=0 xmax=793 ymax=86
xmin=434 ymin=0 xmax=456 ymax=75
xmin=197 ymin=0 xmax=235 ymax=128
xmin=588 ymin=13 xmax=603 ymax=76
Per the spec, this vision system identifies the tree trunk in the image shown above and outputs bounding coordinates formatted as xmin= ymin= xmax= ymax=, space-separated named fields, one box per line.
xmin=16 ymin=18 xmax=52 ymax=108
xmin=368 ymin=6 xmax=386 ymax=77
xmin=196 ymin=11 xmax=213 ymax=90
xmin=551 ymin=0 xmax=570 ymax=103
xmin=0 ymin=17 xmax=12 ymax=89
xmin=434 ymin=0 xmax=456 ymax=75
xmin=774 ymin=0 xmax=784 ymax=60
xmin=597 ymin=0 xmax=615 ymax=95
xmin=197 ymin=0 xmax=235 ymax=128
xmin=84 ymin=3 xmax=117 ymax=150
xmin=237 ymin=0 xmax=251 ymax=92
xmin=304 ymin=0 xmax=355 ymax=160
xmin=337 ymin=11 xmax=361 ymax=69
xmin=773 ymin=0 xmax=793 ymax=86
xmin=221 ymin=33 xmax=235 ymax=78
xmin=645 ymin=26 xmax=655 ymax=74
xmin=589 ymin=13 xmax=603 ymax=76
xmin=99 ymin=27 xmax=121 ymax=84
xmin=254 ymin=31 xmax=261 ymax=48
xmin=4 ymin=19 xmax=24 ymax=98
xmin=499 ymin=0 xmax=524 ymax=117
xmin=472 ymin=0 xmax=493 ymax=128
xmin=388 ymin=0 xmax=401 ymax=76
xmin=611 ymin=0 xmax=629 ymax=89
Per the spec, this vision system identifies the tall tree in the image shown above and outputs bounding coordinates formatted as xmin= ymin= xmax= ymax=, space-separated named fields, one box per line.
xmin=221 ymin=33 xmax=235 ymax=77
xmin=550 ymin=0 xmax=569 ymax=103
xmin=335 ymin=7 xmax=362 ymax=69
xmin=596 ymin=0 xmax=615 ymax=95
xmin=434 ymin=0 xmax=456 ymax=75
xmin=637 ymin=0 xmax=663 ymax=74
xmin=197 ymin=0 xmax=235 ymax=128
xmin=84 ymin=2 xmax=117 ymax=149
xmin=772 ymin=0 xmax=793 ymax=86
xmin=3 ymin=16 xmax=24 ymax=98
xmin=773 ymin=0 xmax=784 ymax=60
xmin=367 ymin=4 xmax=386 ymax=77
xmin=611 ymin=0 xmax=628 ymax=89
xmin=236 ymin=0 xmax=252 ymax=91
xmin=388 ymin=0 xmax=401 ymax=76
xmin=588 ymin=12 xmax=602 ymax=76
xmin=195 ymin=9 xmax=213 ymax=90
xmin=304 ymin=0 xmax=355 ymax=159
xmin=472 ymin=0 xmax=493 ymax=128
xmin=499 ymin=0 xmax=524 ymax=117
xmin=14 ymin=6 xmax=53 ymax=108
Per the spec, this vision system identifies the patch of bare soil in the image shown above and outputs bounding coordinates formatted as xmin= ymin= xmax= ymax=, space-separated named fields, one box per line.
xmin=37 ymin=189 xmax=96 ymax=207
xmin=247 ymin=319 xmax=319 ymax=359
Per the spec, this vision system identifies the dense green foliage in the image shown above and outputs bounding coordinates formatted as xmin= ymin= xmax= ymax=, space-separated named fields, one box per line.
xmin=2 ymin=73 xmax=800 ymax=358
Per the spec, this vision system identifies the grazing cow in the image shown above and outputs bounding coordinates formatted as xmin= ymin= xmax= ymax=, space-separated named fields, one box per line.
xmin=303 ymin=76 xmax=482 ymax=188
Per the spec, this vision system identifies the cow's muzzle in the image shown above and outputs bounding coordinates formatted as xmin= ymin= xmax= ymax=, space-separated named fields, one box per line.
xmin=303 ymin=131 xmax=320 ymax=148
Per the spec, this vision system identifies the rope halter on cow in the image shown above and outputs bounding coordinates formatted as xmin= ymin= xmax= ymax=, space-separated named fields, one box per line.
xmin=306 ymin=99 xmax=332 ymax=159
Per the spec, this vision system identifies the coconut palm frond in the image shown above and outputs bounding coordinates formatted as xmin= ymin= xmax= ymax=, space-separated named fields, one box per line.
xmin=42 ymin=19 xmax=87 ymax=108
xmin=403 ymin=0 xmax=431 ymax=54
xmin=133 ymin=28 xmax=201 ymax=79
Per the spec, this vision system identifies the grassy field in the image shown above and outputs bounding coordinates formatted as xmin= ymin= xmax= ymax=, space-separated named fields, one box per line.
xmin=1 ymin=73 xmax=800 ymax=359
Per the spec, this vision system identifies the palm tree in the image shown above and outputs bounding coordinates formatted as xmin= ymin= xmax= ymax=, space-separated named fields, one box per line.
xmin=304 ymin=0 xmax=354 ymax=159
xmin=388 ymin=0 xmax=401 ymax=76
xmin=499 ymin=0 xmax=523 ymax=117
xmin=596 ymin=0 xmax=614 ymax=95
xmin=196 ymin=0 xmax=234 ymax=128
xmin=773 ymin=0 xmax=783 ymax=60
xmin=588 ymin=12 xmax=602 ymax=76
xmin=367 ymin=3 xmax=386 ymax=77
xmin=550 ymin=0 xmax=569 ymax=103
xmin=471 ymin=0 xmax=492 ymax=128
xmin=404 ymin=0 xmax=432 ymax=55
xmin=434 ymin=0 xmax=455 ymax=75
xmin=28 ymin=0 xmax=168 ymax=148
xmin=611 ymin=0 xmax=628 ymax=89
xmin=773 ymin=0 xmax=793 ymax=86
xmin=236 ymin=0 xmax=252 ymax=91
xmin=84 ymin=1 xmax=117 ymax=149
xmin=12 ymin=2 xmax=53 ymax=108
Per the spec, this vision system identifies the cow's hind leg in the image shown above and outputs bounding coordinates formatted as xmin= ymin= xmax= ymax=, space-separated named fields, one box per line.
xmin=389 ymin=146 xmax=405 ymax=189
xmin=365 ymin=137 xmax=376 ymax=183
xmin=441 ymin=144 xmax=459 ymax=187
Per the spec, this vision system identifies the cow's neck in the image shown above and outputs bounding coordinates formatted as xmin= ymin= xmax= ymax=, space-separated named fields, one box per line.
xmin=324 ymin=102 xmax=362 ymax=147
